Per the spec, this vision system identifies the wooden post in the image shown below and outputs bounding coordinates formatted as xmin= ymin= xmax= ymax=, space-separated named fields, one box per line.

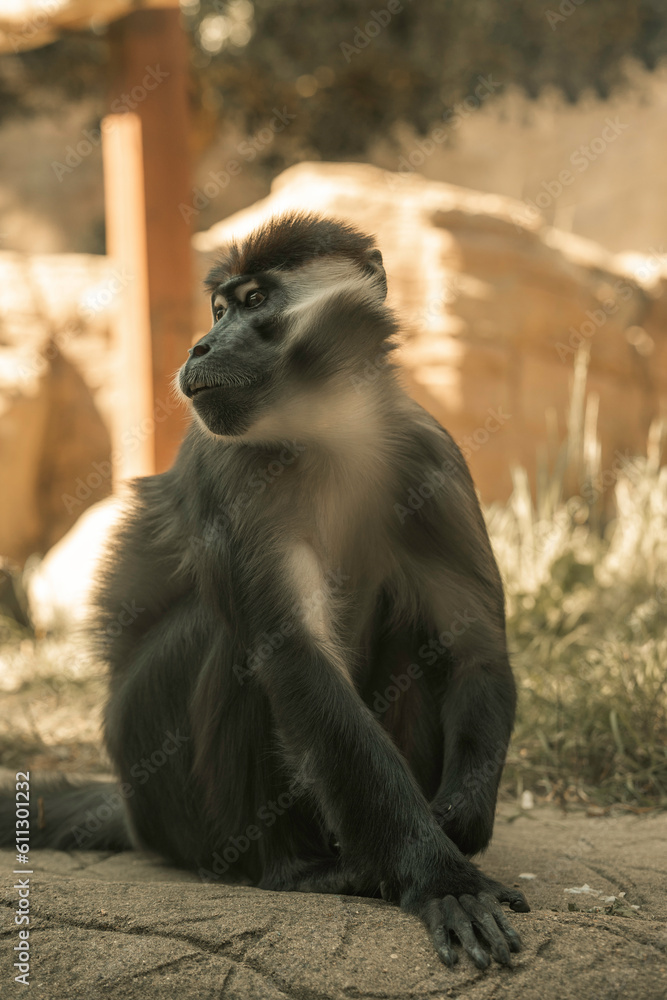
xmin=105 ymin=5 xmax=193 ymax=479
xmin=102 ymin=112 xmax=155 ymax=480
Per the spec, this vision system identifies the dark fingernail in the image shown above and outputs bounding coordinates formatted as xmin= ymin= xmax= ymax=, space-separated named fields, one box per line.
xmin=437 ymin=945 xmax=458 ymax=967
xmin=472 ymin=948 xmax=491 ymax=970
xmin=507 ymin=930 xmax=522 ymax=952
xmin=494 ymin=943 xmax=511 ymax=965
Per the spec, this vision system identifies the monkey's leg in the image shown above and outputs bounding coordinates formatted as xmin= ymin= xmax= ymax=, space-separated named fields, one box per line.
xmin=260 ymin=855 xmax=378 ymax=897
xmin=429 ymin=659 xmax=516 ymax=857
xmin=103 ymin=598 xmax=208 ymax=869
xmin=243 ymin=607 xmax=527 ymax=969
xmin=258 ymin=626 xmax=528 ymax=964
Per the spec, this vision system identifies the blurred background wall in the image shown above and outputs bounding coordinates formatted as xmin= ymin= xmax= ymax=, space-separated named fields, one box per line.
xmin=0 ymin=0 xmax=665 ymax=808
xmin=1 ymin=0 xmax=666 ymax=566
xmin=3 ymin=65 xmax=667 ymax=258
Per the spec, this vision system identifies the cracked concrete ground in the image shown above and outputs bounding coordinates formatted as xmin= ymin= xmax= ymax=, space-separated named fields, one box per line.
xmin=1 ymin=806 xmax=665 ymax=1000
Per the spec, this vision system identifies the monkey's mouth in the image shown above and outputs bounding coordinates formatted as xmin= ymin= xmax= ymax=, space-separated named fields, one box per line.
xmin=184 ymin=375 xmax=258 ymax=398
xmin=187 ymin=381 xmax=220 ymax=398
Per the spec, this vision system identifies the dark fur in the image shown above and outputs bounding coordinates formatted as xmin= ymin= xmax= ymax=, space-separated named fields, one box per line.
xmin=1 ymin=214 xmax=529 ymax=968
xmin=205 ymin=211 xmax=380 ymax=286
xmin=0 ymin=777 xmax=128 ymax=851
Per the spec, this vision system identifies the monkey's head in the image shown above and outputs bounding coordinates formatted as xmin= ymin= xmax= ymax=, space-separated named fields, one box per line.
xmin=178 ymin=212 xmax=395 ymax=440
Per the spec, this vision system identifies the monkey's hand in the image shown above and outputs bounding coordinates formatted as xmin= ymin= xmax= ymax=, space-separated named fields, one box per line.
xmin=388 ymin=843 xmax=530 ymax=969
xmin=417 ymin=882 xmax=529 ymax=969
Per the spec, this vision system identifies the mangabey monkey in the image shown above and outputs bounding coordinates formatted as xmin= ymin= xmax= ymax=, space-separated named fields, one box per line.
xmin=2 ymin=214 xmax=529 ymax=969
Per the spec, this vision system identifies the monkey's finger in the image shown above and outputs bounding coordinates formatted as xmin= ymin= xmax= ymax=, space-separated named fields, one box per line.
xmin=458 ymin=894 xmax=512 ymax=966
xmin=422 ymin=899 xmax=459 ymax=967
xmin=477 ymin=892 xmax=523 ymax=952
xmin=497 ymin=886 xmax=531 ymax=912
xmin=432 ymin=924 xmax=459 ymax=967
xmin=441 ymin=895 xmax=490 ymax=970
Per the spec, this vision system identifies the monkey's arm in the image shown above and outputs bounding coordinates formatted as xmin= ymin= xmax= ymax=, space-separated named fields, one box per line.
xmin=380 ymin=415 xmax=529 ymax=962
xmin=395 ymin=415 xmax=517 ymax=847
xmin=241 ymin=542 xmax=528 ymax=970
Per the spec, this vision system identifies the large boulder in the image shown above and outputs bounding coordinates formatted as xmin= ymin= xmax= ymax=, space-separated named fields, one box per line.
xmin=1 ymin=807 xmax=666 ymax=999
xmin=3 ymin=163 xmax=666 ymax=572
xmin=194 ymin=162 xmax=667 ymax=502
xmin=26 ymin=496 xmax=125 ymax=634
xmin=0 ymin=252 xmax=116 ymax=563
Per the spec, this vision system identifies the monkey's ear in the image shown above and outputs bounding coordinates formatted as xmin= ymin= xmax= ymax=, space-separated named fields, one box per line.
xmin=365 ymin=248 xmax=387 ymax=300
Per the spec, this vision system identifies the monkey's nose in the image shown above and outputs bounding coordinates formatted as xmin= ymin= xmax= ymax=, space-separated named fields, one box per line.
xmin=189 ymin=343 xmax=211 ymax=358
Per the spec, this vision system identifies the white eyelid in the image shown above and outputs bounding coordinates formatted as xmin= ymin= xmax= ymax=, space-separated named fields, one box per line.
xmin=234 ymin=280 xmax=260 ymax=302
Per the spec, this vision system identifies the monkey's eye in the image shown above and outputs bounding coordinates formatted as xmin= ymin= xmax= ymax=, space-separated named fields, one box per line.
xmin=213 ymin=303 xmax=227 ymax=322
xmin=245 ymin=289 xmax=266 ymax=308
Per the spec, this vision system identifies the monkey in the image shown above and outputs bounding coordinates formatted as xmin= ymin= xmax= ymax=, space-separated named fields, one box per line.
xmin=0 ymin=212 xmax=529 ymax=971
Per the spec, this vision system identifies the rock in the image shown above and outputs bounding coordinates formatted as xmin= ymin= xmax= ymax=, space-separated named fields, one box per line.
xmin=0 ymin=252 xmax=116 ymax=563
xmin=0 ymin=559 xmax=31 ymax=631
xmin=0 ymin=353 xmax=49 ymax=566
xmin=26 ymin=497 xmax=125 ymax=632
xmin=1 ymin=806 xmax=665 ymax=999
xmin=4 ymin=163 xmax=667 ymax=568
xmin=194 ymin=162 xmax=667 ymax=503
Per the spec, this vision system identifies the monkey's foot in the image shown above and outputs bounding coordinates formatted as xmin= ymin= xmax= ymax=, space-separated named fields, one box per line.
xmin=420 ymin=883 xmax=530 ymax=969
xmin=261 ymin=859 xmax=374 ymax=896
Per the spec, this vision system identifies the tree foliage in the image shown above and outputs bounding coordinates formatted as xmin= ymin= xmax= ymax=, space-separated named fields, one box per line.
xmin=2 ymin=0 xmax=667 ymax=161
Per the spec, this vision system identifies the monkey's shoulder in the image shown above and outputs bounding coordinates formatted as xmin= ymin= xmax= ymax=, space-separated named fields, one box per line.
xmin=393 ymin=400 xmax=475 ymax=487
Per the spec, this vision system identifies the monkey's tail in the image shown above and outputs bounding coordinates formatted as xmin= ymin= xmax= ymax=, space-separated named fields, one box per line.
xmin=0 ymin=776 xmax=133 ymax=851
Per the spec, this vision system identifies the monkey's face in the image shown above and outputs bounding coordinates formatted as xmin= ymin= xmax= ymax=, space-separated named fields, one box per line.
xmin=178 ymin=254 xmax=390 ymax=441
xmin=178 ymin=275 xmax=287 ymax=437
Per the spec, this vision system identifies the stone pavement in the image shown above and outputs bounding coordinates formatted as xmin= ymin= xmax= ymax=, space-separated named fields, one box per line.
xmin=1 ymin=806 xmax=665 ymax=999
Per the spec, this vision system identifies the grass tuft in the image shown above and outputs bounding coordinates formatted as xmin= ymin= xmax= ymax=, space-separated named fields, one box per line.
xmin=488 ymin=350 xmax=667 ymax=806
